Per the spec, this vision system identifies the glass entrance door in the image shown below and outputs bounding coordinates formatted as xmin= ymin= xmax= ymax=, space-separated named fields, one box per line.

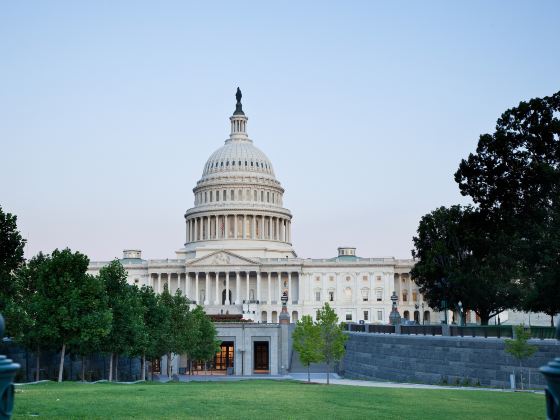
xmin=214 ymin=341 xmax=234 ymax=372
xmin=253 ymin=341 xmax=269 ymax=373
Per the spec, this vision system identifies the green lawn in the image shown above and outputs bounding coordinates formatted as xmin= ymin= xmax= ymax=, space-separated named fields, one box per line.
xmin=14 ymin=380 xmax=544 ymax=419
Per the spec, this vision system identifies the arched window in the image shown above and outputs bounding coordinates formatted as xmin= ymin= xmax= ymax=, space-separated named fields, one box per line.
xmin=403 ymin=310 xmax=410 ymax=320
xmin=261 ymin=311 xmax=267 ymax=323
xmin=361 ymin=288 xmax=369 ymax=302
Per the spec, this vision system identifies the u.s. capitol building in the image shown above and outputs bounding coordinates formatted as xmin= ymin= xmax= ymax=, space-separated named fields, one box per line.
xmin=88 ymin=89 xmax=434 ymax=326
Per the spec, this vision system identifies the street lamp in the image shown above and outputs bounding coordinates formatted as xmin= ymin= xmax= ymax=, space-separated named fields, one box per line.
xmin=458 ymin=301 xmax=463 ymax=327
xmin=0 ymin=313 xmax=20 ymax=419
xmin=421 ymin=302 xmax=425 ymax=325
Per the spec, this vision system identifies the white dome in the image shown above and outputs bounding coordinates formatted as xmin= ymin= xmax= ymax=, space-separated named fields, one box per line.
xmin=202 ymin=139 xmax=276 ymax=178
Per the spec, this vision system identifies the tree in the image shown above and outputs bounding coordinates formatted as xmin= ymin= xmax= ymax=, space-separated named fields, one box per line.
xmin=316 ymin=303 xmax=347 ymax=385
xmin=505 ymin=325 xmax=537 ymax=390
xmin=292 ymin=315 xmax=323 ymax=383
xmin=36 ymin=248 xmax=105 ymax=382
xmin=455 ymin=91 xmax=560 ymax=325
xmin=190 ymin=306 xmax=220 ymax=374
xmin=411 ymin=206 xmax=521 ymax=325
xmin=0 ymin=205 xmax=26 ymax=338
xmin=98 ymin=260 xmax=144 ymax=381
xmin=137 ymin=285 xmax=163 ymax=380
xmin=157 ymin=284 xmax=175 ymax=377
xmin=17 ymin=253 xmax=57 ymax=381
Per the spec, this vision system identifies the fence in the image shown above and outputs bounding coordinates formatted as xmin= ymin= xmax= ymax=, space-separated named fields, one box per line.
xmin=401 ymin=325 xmax=443 ymax=336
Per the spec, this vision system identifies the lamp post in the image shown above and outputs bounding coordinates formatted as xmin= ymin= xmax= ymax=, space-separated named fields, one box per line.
xmin=0 ymin=313 xmax=20 ymax=420
xmin=540 ymin=320 xmax=560 ymax=420
xmin=441 ymin=299 xmax=448 ymax=325
xmin=458 ymin=301 xmax=463 ymax=327
xmin=389 ymin=291 xmax=401 ymax=326
xmin=421 ymin=303 xmax=425 ymax=325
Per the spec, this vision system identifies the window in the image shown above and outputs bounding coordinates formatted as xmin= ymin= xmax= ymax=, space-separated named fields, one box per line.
xmin=376 ymin=289 xmax=383 ymax=301
xmin=223 ymin=190 xmax=226 ymax=201
xmin=376 ymin=276 xmax=382 ymax=281
xmin=267 ymin=191 xmax=270 ymax=202
xmin=345 ymin=312 xmax=352 ymax=321
xmin=412 ymin=291 xmax=418 ymax=302
xmin=315 ymin=291 xmax=321 ymax=302
xmin=361 ymin=288 xmax=369 ymax=302
xmin=239 ymin=190 xmax=242 ymax=200
xmin=363 ymin=275 xmax=368 ymax=282
xmin=329 ymin=291 xmax=334 ymax=302
xmin=204 ymin=191 xmax=207 ymax=202
xmin=216 ymin=191 xmax=219 ymax=201
xmin=329 ymin=276 xmax=334 ymax=282
xmin=261 ymin=191 xmax=264 ymax=201
xmin=344 ymin=287 xmax=352 ymax=301
xmin=402 ymin=291 xmax=408 ymax=302
xmin=377 ymin=310 xmax=383 ymax=321
xmin=364 ymin=311 xmax=369 ymax=321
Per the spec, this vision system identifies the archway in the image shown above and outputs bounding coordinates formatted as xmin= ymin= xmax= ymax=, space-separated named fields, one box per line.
xmin=271 ymin=311 xmax=278 ymax=323
xmin=261 ymin=311 xmax=267 ymax=323
xmin=423 ymin=311 xmax=430 ymax=324
xmin=403 ymin=310 xmax=410 ymax=320
xmin=221 ymin=289 xmax=232 ymax=305
xmin=413 ymin=311 xmax=420 ymax=323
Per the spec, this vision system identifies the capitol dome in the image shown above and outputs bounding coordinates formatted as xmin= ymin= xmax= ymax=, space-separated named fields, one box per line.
xmin=180 ymin=89 xmax=295 ymax=260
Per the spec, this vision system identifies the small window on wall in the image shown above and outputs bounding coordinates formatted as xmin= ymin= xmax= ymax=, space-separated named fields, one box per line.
xmin=345 ymin=312 xmax=352 ymax=321
xmin=223 ymin=190 xmax=227 ymax=201
xmin=377 ymin=310 xmax=383 ymax=321
xmin=402 ymin=291 xmax=408 ymax=302
xmin=230 ymin=190 xmax=234 ymax=200
xmin=261 ymin=191 xmax=264 ymax=201
xmin=376 ymin=276 xmax=382 ymax=281
xmin=329 ymin=291 xmax=334 ymax=302
xmin=364 ymin=311 xmax=369 ymax=321
xmin=361 ymin=288 xmax=369 ymax=302
xmin=412 ymin=291 xmax=418 ymax=302
xmin=254 ymin=190 xmax=257 ymax=201
xmin=315 ymin=291 xmax=321 ymax=302
xmin=376 ymin=289 xmax=383 ymax=301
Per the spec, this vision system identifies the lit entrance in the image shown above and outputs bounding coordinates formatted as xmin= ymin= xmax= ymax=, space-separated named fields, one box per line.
xmin=214 ymin=341 xmax=234 ymax=374
xmin=253 ymin=341 xmax=269 ymax=374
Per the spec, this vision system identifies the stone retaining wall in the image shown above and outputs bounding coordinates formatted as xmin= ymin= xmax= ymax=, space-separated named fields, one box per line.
xmin=342 ymin=332 xmax=560 ymax=388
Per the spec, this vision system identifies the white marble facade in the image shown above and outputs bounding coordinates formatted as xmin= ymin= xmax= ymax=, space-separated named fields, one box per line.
xmin=88 ymin=93 xmax=436 ymax=325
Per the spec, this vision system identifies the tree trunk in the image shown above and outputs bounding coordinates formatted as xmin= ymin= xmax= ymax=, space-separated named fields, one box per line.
xmin=307 ymin=364 xmax=310 ymax=383
xmin=81 ymin=356 xmax=86 ymax=382
xmin=57 ymin=343 xmax=66 ymax=383
xmin=115 ymin=355 xmax=119 ymax=382
xmin=142 ymin=353 xmax=146 ymax=381
xmin=326 ymin=362 xmax=330 ymax=385
xmin=109 ymin=353 xmax=113 ymax=382
xmin=479 ymin=313 xmax=490 ymax=326
xmin=551 ymin=315 xmax=555 ymax=328
xmin=520 ymin=361 xmax=523 ymax=390
xmin=35 ymin=346 xmax=40 ymax=382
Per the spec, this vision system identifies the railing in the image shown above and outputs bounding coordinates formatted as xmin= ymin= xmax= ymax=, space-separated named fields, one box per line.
xmin=367 ymin=324 xmax=395 ymax=334
xmin=401 ymin=325 xmax=442 ymax=336
xmin=449 ymin=325 xmax=513 ymax=338
xmin=529 ymin=326 xmax=557 ymax=340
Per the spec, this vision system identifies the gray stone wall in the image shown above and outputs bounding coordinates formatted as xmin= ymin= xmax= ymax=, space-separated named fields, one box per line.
xmin=342 ymin=332 xmax=560 ymax=388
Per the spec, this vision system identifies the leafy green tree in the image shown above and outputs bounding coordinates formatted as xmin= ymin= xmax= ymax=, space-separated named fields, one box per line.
xmin=137 ymin=285 xmax=164 ymax=380
xmin=0 ymin=205 xmax=26 ymax=338
xmin=98 ymin=260 xmax=144 ymax=381
xmin=292 ymin=315 xmax=323 ymax=383
xmin=505 ymin=325 xmax=537 ymax=390
xmin=17 ymin=253 xmax=57 ymax=381
xmin=455 ymin=91 xmax=560 ymax=326
xmin=316 ymin=303 xmax=347 ymax=384
xmin=156 ymin=284 xmax=175 ymax=376
xmin=411 ymin=206 xmax=521 ymax=325
xmin=35 ymin=248 xmax=108 ymax=382
xmin=190 ymin=305 xmax=220 ymax=374
xmin=69 ymin=272 xmax=112 ymax=382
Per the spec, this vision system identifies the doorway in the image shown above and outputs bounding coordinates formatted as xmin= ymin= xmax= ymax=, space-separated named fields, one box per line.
xmin=221 ymin=289 xmax=233 ymax=305
xmin=253 ymin=341 xmax=269 ymax=374
xmin=214 ymin=341 xmax=234 ymax=374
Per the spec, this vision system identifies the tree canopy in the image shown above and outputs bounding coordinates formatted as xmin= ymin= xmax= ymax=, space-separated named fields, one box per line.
xmin=316 ymin=303 xmax=347 ymax=384
xmin=292 ymin=314 xmax=323 ymax=383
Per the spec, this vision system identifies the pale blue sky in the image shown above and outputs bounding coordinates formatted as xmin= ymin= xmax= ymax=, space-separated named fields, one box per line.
xmin=1 ymin=1 xmax=559 ymax=261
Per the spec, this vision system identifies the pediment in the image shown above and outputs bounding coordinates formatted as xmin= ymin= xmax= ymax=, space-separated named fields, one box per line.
xmin=187 ymin=250 xmax=259 ymax=267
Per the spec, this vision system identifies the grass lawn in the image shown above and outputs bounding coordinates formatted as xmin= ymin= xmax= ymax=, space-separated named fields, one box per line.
xmin=14 ymin=380 xmax=544 ymax=419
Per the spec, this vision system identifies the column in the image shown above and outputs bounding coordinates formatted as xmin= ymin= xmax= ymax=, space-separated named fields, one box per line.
xmin=235 ymin=272 xmax=240 ymax=304
xmin=234 ymin=215 xmax=238 ymax=238
xmin=261 ymin=215 xmax=265 ymax=239
xmin=185 ymin=221 xmax=189 ymax=244
xmin=277 ymin=272 xmax=282 ymax=302
xmin=225 ymin=272 xmax=230 ymax=305
xmin=204 ymin=272 xmax=209 ymax=305
xmin=157 ymin=273 xmax=161 ymax=294
xmin=267 ymin=273 xmax=272 ymax=304
xmin=215 ymin=272 xmax=220 ymax=305
xmin=194 ymin=218 xmax=198 ymax=241
xmin=297 ymin=272 xmax=303 ymax=304
xmin=288 ymin=272 xmax=292 ymax=303
xmin=256 ymin=272 xmax=261 ymax=303
xmin=252 ymin=215 xmax=256 ymax=239
xmin=195 ymin=273 xmax=200 ymax=304
xmin=224 ymin=215 xmax=229 ymax=239
xmin=246 ymin=271 xmax=250 ymax=301
xmin=243 ymin=215 xmax=247 ymax=239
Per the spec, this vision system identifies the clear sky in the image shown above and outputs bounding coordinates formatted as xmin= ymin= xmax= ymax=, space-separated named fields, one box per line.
xmin=1 ymin=1 xmax=559 ymax=261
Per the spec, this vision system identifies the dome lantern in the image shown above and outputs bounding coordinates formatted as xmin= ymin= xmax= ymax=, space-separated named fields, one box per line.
xmin=229 ymin=87 xmax=248 ymax=140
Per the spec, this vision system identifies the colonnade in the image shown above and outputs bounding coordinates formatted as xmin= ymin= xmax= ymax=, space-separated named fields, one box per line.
xmin=149 ymin=271 xmax=299 ymax=306
xmin=186 ymin=214 xmax=291 ymax=243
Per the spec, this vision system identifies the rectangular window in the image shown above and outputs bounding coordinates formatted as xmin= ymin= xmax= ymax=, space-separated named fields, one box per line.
xmin=377 ymin=310 xmax=383 ymax=321
xmin=376 ymin=290 xmax=382 ymax=301
xmin=315 ymin=291 xmax=321 ymax=302
xmin=376 ymin=276 xmax=382 ymax=281
xmin=223 ymin=190 xmax=227 ymax=201
xmin=363 ymin=276 xmax=368 ymax=282
xmin=210 ymin=191 xmax=213 ymax=202
xmin=204 ymin=191 xmax=207 ymax=202
xmin=254 ymin=190 xmax=257 ymax=201
xmin=412 ymin=292 xmax=418 ymax=302
xmin=364 ymin=311 xmax=369 ymax=321
xmin=231 ymin=190 xmax=234 ymax=200
xmin=267 ymin=191 xmax=270 ymax=202
xmin=345 ymin=312 xmax=352 ymax=321
xmin=261 ymin=191 xmax=264 ymax=201
xmin=329 ymin=291 xmax=334 ymax=302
